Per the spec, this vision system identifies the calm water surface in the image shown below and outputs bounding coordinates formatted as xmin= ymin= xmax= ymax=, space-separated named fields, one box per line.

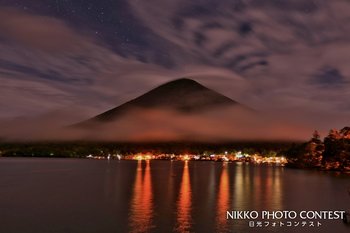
xmin=0 ymin=158 xmax=349 ymax=233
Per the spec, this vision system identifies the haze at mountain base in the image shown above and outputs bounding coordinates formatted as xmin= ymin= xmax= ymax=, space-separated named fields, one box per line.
xmin=0 ymin=78 xmax=326 ymax=142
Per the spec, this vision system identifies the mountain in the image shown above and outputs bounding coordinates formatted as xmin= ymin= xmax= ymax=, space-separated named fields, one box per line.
xmin=70 ymin=78 xmax=256 ymax=142
xmin=83 ymin=78 xmax=243 ymax=124
xmin=65 ymin=78 xmax=308 ymax=142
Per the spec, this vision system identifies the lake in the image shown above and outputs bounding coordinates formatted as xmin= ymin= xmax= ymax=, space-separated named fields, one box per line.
xmin=0 ymin=158 xmax=349 ymax=233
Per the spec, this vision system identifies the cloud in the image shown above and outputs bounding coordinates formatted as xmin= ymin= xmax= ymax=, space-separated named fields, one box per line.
xmin=0 ymin=7 xmax=93 ymax=53
xmin=0 ymin=7 xmax=163 ymax=117
xmin=312 ymin=66 xmax=347 ymax=87
xmin=0 ymin=6 xmax=250 ymax=119
xmin=128 ymin=0 xmax=350 ymax=115
xmin=1 ymin=2 xmax=350 ymax=142
xmin=0 ymin=106 xmax=313 ymax=142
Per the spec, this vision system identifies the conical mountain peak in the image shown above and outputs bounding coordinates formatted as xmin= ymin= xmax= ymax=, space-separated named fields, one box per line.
xmin=160 ymin=78 xmax=203 ymax=87
xmin=84 ymin=78 xmax=241 ymax=123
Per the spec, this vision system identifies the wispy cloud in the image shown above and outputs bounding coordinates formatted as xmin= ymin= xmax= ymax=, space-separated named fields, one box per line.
xmin=1 ymin=1 xmax=350 ymax=141
xmin=128 ymin=0 xmax=350 ymax=114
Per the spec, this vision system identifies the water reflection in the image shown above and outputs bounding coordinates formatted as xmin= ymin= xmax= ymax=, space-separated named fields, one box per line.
xmin=233 ymin=164 xmax=247 ymax=210
xmin=233 ymin=165 xmax=283 ymax=211
xmin=1 ymin=159 xmax=349 ymax=233
xmin=129 ymin=160 xmax=154 ymax=233
xmin=254 ymin=166 xmax=283 ymax=210
xmin=175 ymin=161 xmax=192 ymax=232
xmin=216 ymin=163 xmax=230 ymax=232
xmin=270 ymin=167 xmax=282 ymax=210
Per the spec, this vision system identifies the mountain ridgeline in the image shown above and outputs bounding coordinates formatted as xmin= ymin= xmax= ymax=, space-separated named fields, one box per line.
xmin=82 ymin=78 xmax=244 ymax=124
xmin=70 ymin=78 xmax=259 ymax=142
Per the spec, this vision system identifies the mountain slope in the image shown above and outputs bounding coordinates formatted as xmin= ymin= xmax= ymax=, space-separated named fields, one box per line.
xmin=69 ymin=79 xmax=306 ymax=143
xmin=89 ymin=78 xmax=241 ymax=123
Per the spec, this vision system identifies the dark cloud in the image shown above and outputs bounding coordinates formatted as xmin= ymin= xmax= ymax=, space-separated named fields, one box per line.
xmin=238 ymin=60 xmax=268 ymax=72
xmin=201 ymin=21 xmax=224 ymax=30
xmin=213 ymin=42 xmax=237 ymax=58
xmin=312 ymin=66 xmax=347 ymax=87
xmin=238 ymin=22 xmax=253 ymax=36
xmin=193 ymin=31 xmax=207 ymax=47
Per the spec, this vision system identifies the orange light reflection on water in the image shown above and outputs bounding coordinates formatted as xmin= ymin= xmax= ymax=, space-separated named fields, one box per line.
xmin=129 ymin=160 xmax=154 ymax=233
xmin=175 ymin=161 xmax=192 ymax=232
xmin=216 ymin=163 xmax=230 ymax=232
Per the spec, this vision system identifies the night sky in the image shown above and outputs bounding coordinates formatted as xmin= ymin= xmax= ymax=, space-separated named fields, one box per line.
xmin=0 ymin=0 xmax=350 ymax=138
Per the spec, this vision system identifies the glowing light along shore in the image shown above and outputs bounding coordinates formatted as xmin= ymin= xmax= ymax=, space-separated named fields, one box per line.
xmin=87 ymin=152 xmax=288 ymax=165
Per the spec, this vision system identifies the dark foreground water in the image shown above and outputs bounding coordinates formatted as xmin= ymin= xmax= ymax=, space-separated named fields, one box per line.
xmin=0 ymin=158 xmax=349 ymax=233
